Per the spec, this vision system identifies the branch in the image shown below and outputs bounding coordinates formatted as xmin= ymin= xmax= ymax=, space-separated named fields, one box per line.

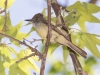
xmin=40 ymin=0 xmax=51 ymax=75
xmin=0 ymin=32 xmax=42 ymax=57
xmin=89 ymin=0 xmax=97 ymax=4
xmin=16 ymin=53 xmax=36 ymax=63
xmin=2 ymin=0 xmax=8 ymax=31
xmin=51 ymin=0 xmax=84 ymax=75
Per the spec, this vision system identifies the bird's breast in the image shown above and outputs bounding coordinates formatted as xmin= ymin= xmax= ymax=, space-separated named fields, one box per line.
xmin=35 ymin=22 xmax=48 ymax=40
xmin=34 ymin=22 xmax=60 ymax=43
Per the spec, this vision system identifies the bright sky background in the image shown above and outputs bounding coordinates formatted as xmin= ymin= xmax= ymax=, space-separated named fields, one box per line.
xmin=8 ymin=0 xmax=100 ymax=75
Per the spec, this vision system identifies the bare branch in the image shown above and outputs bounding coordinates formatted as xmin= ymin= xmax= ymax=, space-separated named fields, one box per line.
xmin=2 ymin=0 xmax=8 ymax=31
xmin=0 ymin=32 xmax=42 ymax=57
xmin=16 ymin=53 xmax=36 ymax=63
xmin=40 ymin=0 xmax=52 ymax=75
xmin=23 ymin=38 xmax=42 ymax=45
xmin=51 ymin=0 xmax=85 ymax=75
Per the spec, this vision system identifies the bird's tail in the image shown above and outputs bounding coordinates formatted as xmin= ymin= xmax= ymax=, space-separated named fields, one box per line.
xmin=67 ymin=41 xmax=87 ymax=58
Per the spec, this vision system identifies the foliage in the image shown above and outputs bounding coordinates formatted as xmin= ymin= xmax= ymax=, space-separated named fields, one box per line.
xmin=0 ymin=0 xmax=100 ymax=75
xmin=48 ymin=56 xmax=99 ymax=75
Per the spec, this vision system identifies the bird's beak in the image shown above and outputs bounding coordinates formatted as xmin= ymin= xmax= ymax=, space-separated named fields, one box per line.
xmin=25 ymin=19 xmax=31 ymax=21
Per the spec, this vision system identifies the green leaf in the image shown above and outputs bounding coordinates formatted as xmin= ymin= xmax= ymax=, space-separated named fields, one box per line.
xmin=0 ymin=16 xmax=5 ymax=30
xmin=5 ymin=20 xmax=23 ymax=37
xmin=11 ymin=32 xmax=29 ymax=47
xmin=86 ymin=33 xmax=100 ymax=46
xmin=17 ymin=50 xmax=40 ymax=72
xmin=0 ymin=46 xmax=16 ymax=63
xmin=64 ymin=11 xmax=75 ymax=22
xmin=42 ymin=8 xmax=47 ymax=17
xmin=12 ymin=40 xmax=20 ymax=47
xmin=77 ymin=16 xmax=87 ymax=31
xmin=18 ymin=59 xmax=40 ymax=74
xmin=16 ymin=32 xmax=29 ymax=40
xmin=88 ymin=15 xmax=100 ymax=23
xmin=3 ymin=59 xmax=16 ymax=68
xmin=62 ymin=46 xmax=69 ymax=63
xmin=64 ymin=10 xmax=80 ymax=26
xmin=18 ymin=61 xmax=33 ymax=75
xmin=51 ymin=17 xmax=56 ymax=24
xmin=7 ymin=11 xmax=13 ymax=29
xmin=0 ymin=0 xmax=15 ymax=9
xmin=72 ymin=32 xmax=100 ymax=58
xmin=0 ymin=12 xmax=12 ymax=31
xmin=14 ymin=21 xmax=23 ymax=31
xmin=7 ymin=46 xmax=17 ymax=55
xmin=49 ymin=43 xmax=59 ymax=54
xmin=25 ymin=49 xmax=39 ymax=61
xmin=85 ymin=56 xmax=97 ymax=66
xmin=5 ymin=49 xmax=39 ymax=75
xmin=71 ymin=32 xmax=81 ymax=46
xmin=82 ymin=2 xmax=88 ymax=12
xmin=84 ymin=56 xmax=98 ymax=73
xmin=0 ymin=45 xmax=13 ymax=60
xmin=5 ymin=28 xmax=17 ymax=37
xmin=66 ymin=15 xmax=80 ymax=26
xmin=77 ymin=38 xmax=85 ymax=49
xmin=82 ymin=34 xmax=100 ymax=58
xmin=87 ymin=3 xmax=100 ymax=13
xmin=0 ymin=60 xmax=5 ymax=75
xmin=66 ymin=1 xmax=85 ymax=12
xmin=5 ymin=21 xmax=24 ymax=46
xmin=67 ymin=1 xmax=100 ymax=31
xmin=9 ymin=63 xmax=27 ymax=75
xmin=49 ymin=61 xmax=63 ymax=73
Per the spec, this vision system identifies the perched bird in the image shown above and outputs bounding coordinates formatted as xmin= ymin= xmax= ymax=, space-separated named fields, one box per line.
xmin=25 ymin=13 xmax=87 ymax=58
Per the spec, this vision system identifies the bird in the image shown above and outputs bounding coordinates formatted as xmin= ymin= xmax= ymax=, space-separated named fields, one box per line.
xmin=25 ymin=13 xmax=87 ymax=58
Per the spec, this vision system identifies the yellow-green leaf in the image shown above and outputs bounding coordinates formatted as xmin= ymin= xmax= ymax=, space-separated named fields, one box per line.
xmin=87 ymin=3 xmax=100 ymax=13
xmin=77 ymin=16 xmax=87 ymax=32
xmin=82 ymin=34 xmax=100 ymax=58
xmin=17 ymin=50 xmax=40 ymax=73
xmin=0 ymin=0 xmax=15 ymax=9
xmin=0 ymin=61 xmax=5 ymax=75
xmin=62 ymin=46 xmax=69 ymax=63
xmin=42 ymin=8 xmax=47 ymax=17
xmin=0 ymin=45 xmax=12 ymax=59
xmin=9 ymin=63 xmax=27 ymax=75
xmin=49 ymin=43 xmax=59 ymax=54
xmin=0 ymin=16 xmax=5 ymax=30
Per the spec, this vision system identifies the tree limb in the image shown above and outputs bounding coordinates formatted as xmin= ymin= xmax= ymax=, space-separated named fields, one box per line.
xmin=40 ymin=0 xmax=52 ymax=75
xmin=2 ymin=0 xmax=8 ymax=31
xmin=0 ymin=32 xmax=42 ymax=58
xmin=51 ymin=0 xmax=84 ymax=75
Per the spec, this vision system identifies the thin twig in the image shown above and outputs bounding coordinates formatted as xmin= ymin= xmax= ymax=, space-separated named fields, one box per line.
xmin=52 ymin=23 xmax=70 ymax=30
xmin=16 ymin=53 xmax=36 ymax=63
xmin=23 ymin=38 xmax=43 ymax=44
xmin=0 ymin=32 xmax=42 ymax=57
xmin=40 ymin=0 xmax=51 ymax=75
xmin=2 ymin=0 xmax=8 ymax=31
